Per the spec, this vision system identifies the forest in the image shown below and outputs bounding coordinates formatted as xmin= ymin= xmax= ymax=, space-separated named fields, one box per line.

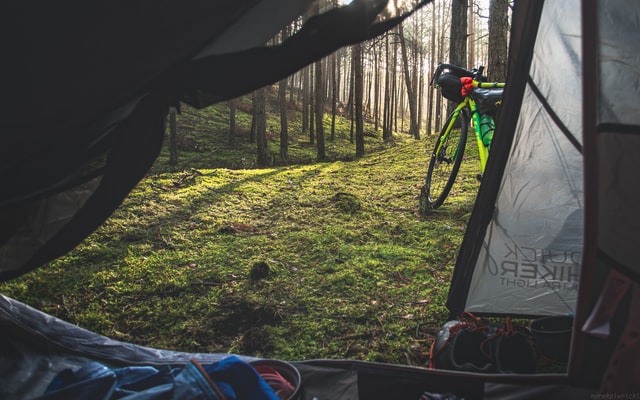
xmin=165 ymin=0 xmax=511 ymax=169
xmin=0 ymin=0 xmax=519 ymax=367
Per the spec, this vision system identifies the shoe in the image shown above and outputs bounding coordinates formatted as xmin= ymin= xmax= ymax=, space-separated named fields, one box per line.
xmin=449 ymin=328 xmax=495 ymax=372
xmin=430 ymin=317 xmax=495 ymax=372
xmin=431 ymin=315 xmax=538 ymax=374
xmin=487 ymin=317 xmax=538 ymax=374
xmin=494 ymin=331 xmax=538 ymax=373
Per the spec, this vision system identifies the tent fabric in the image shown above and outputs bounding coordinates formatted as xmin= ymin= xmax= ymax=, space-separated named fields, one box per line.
xmin=446 ymin=0 xmax=640 ymax=391
xmin=6 ymin=0 xmax=281 ymax=205
xmin=444 ymin=0 xmax=546 ymax=318
xmin=1 ymin=295 xmax=596 ymax=400
xmin=37 ymin=357 xmax=280 ymax=400
xmin=594 ymin=0 xmax=640 ymax=279
xmin=568 ymin=0 xmax=640 ymax=388
xmin=447 ymin=0 xmax=584 ymax=318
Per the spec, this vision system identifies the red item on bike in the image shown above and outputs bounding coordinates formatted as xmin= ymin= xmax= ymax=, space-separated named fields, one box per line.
xmin=460 ymin=77 xmax=474 ymax=97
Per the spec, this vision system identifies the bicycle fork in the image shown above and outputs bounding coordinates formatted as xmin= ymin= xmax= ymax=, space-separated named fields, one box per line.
xmin=435 ymin=104 xmax=466 ymax=164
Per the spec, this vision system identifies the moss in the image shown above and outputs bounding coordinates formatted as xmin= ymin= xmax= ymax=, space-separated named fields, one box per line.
xmin=0 ymin=98 xmax=487 ymax=367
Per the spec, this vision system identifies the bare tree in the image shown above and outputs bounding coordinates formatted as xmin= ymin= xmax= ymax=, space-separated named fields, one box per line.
xmin=382 ymin=33 xmax=393 ymax=141
xmin=309 ymin=66 xmax=315 ymax=144
xmin=228 ymin=99 xmax=237 ymax=146
xmin=488 ymin=0 xmax=509 ymax=81
xmin=249 ymin=91 xmax=256 ymax=144
xmin=398 ymin=22 xmax=420 ymax=139
xmin=450 ymin=0 xmax=468 ymax=69
xmin=468 ymin=0 xmax=475 ymax=68
xmin=425 ymin=3 xmax=437 ymax=135
xmin=278 ymin=78 xmax=289 ymax=161
xmin=278 ymin=29 xmax=289 ymax=161
xmin=330 ymin=51 xmax=337 ymax=141
xmin=415 ymin=11 xmax=425 ymax=136
xmin=315 ymin=58 xmax=326 ymax=161
xmin=434 ymin=0 xmax=448 ymax=132
xmin=353 ymin=43 xmax=365 ymax=157
xmin=373 ymin=41 xmax=381 ymax=133
xmin=255 ymin=87 xmax=269 ymax=166
xmin=302 ymin=65 xmax=310 ymax=135
xmin=448 ymin=0 xmax=468 ymax=116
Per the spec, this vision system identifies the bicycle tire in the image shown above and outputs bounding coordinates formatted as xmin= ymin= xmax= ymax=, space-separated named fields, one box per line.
xmin=420 ymin=109 xmax=468 ymax=211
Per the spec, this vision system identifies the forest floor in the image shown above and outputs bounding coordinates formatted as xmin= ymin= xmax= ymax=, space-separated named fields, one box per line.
xmin=1 ymin=96 xmax=489 ymax=366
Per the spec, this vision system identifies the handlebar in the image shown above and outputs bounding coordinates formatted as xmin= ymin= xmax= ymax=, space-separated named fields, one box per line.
xmin=430 ymin=63 xmax=487 ymax=86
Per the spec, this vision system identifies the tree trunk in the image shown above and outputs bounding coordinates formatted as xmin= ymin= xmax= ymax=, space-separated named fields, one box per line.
xmin=309 ymin=65 xmax=315 ymax=144
xmin=398 ymin=22 xmax=420 ymax=139
xmin=434 ymin=0 xmax=445 ymax=132
xmin=289 ymin=74 xmax=295 ymax=104
xmin=255 ymin=88 xmax=269 ymax=166
xmin=382 ymin=33 xmax=392 ymax=141
xmin=449 ymin=0 xmax=468 ymax=116
xmin=279 ymin=28 xmax=289 ymax=161
xmin=450 ymin=0 xmax=468 ymax=68
xmin=331 ymin=52 xmax=337 ymax=141
xmin=415 ymin=13 xmax=424 ymax=136
xmin=468 ymin=0 xmax=475 ymax=69
xmin=353 ymin=43 xmax=365 ymax=157
xmin=391 ymin=30 xmax=398 ymax=136
xmin=302 ymin=66 xmax=309 ymax=134
xmin=349 ymin=49 xmax=355 ymax=143
xmin=373 ymin=44 xmax=380 ymax=133
xmin=346 ymin=50 xmax=354 ymax=120
xmin=228 ymin=99 xmax=236 ymax=146
xmin=249 ymin=92 xmax=257 ymax=143
xmin=315 ymin=59 xmax=326 ymax=161
xmin=426 ymin=2 xmax=436 ymax=135
xmin=278 ymin=79 xmax=288 ymax=161
xmin=488 ymin=0 xmax=509 ymax=82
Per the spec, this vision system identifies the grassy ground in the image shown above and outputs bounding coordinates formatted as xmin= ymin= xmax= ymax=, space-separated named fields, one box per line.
xmin=1 ymin=97 xmax=484 ymax=366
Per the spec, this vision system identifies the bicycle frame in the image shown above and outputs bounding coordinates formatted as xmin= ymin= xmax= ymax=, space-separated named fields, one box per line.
xmin=421 ymin=63 xmax=505 ymax=211
xmin=434 ymin=80 xmax=505 ymax=176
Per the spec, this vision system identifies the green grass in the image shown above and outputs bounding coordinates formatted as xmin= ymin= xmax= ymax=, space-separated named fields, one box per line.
xmin=0 ymin=95 xmax=484 ymax=366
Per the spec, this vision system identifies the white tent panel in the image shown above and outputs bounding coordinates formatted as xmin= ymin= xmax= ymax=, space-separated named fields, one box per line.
xmin=463 ymin=0 xmax=584 ymax=316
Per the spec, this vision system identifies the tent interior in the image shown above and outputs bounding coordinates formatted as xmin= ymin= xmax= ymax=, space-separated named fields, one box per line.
xmin=3 ymin=0 xmax=640 ymax=398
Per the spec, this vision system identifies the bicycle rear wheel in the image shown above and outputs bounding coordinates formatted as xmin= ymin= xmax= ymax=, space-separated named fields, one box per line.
xmin=420 ymin=109 xmax=468 ymax=211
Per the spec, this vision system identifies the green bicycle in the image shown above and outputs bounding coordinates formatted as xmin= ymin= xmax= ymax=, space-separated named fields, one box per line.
xmin=419 ymin=64 xmax=505 ymax=212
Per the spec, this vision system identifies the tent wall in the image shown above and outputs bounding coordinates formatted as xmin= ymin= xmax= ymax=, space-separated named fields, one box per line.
xmin=447 ymin=0 xmax=584 ymax=317
xmin=570 ymin=0 xmax=640 ymax=390
xmin=465 ymin=0 xmax=583 ymax=317
xmin=448 ymin=0 xmax=640 ymax=390
xmin=591 ymin=0 xmax=640 ymax=280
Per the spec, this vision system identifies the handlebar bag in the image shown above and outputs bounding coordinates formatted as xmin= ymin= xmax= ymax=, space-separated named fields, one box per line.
xmin=437 ymin=73 xmax=466 ymax=103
